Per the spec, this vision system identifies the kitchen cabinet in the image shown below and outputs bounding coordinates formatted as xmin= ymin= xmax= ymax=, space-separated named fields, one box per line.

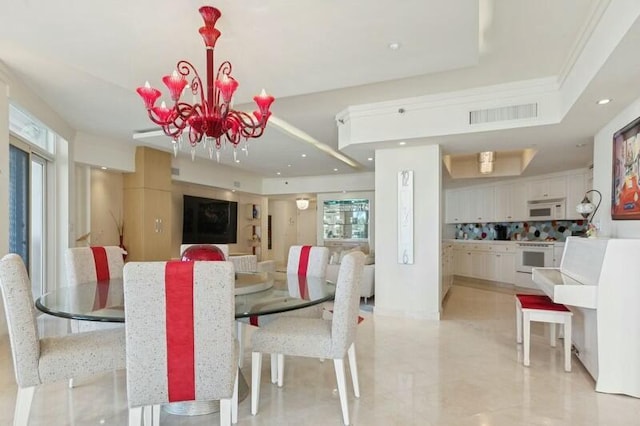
xmin=527 ymin=176 xmax=566 ymax=200
xmin=453 ymin=246 xmax=471 ymax=276
xmin=452 ymin=242 xmax=516 ymax=285
xmin=323 ymin=199 xmax=369 ymax=241
xmin=445 ymin=189 xmax=467 ymax=223
xmin=441 ymin=243 xmax=454 ymax=302
xmin=468 ymin=187 xmax=495 ymax=223
xmin=494 ymin=182 xmax=527 ymax=222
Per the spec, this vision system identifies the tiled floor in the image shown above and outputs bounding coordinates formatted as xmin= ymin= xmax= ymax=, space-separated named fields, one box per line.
xmin=1 ymin=280 xmax=639 ymax=425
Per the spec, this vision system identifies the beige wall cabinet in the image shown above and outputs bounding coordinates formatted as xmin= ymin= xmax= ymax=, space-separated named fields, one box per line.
xmin=452 ymin=242 xmax=516 ymax=285
xmin=123 ymin=147 xmax=173 ymax=261
xmin=441 ymin=243 xmax=454 ymax=302
xmin=445 ymin=189 xmax=465 ymax=223
xmin=494 ymin=182 xmax=527 ymax=222
xmin=527 ymin=176 xmax=567 ymax=200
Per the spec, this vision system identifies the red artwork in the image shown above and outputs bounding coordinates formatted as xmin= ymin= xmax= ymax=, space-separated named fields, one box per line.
xmin=612 ymin=117 xmax=640 ymax=219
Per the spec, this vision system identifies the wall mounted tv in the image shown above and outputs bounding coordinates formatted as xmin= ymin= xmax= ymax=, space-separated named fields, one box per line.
xmin=182 ymin=195 xmax=238 ymax=244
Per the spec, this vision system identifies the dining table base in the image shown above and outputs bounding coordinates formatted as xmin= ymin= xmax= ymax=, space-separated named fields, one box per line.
xmin=162 ymin=370 xmax=249 ymax=416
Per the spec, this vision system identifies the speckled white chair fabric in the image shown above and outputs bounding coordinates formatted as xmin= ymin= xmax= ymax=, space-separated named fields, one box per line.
xmin=237 ymin=246 xmax=329 ymax=374
xmin=0 ymin=254 xmax=126 ymax=426
xmin=286 ymin=245 xmax=329 ymax=277
xmin=123 ymin=260 xmax=239 ymax=426
xmin=230 ymin=254 xmax=258 ymax=273
xmin=65 ymin=246 xmax=125 ymax=335
xmin=250 ymin=251 xmax=365 ymax=425
xmin=65 ymin=246 xmax=126 ymax=285
xmin=180 ymin=244 xmax=229 ymax=260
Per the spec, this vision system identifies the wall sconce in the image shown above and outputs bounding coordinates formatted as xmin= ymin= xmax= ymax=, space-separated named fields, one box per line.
xmin=478 ymin=151 xmax=495 ymax=174
xmin=296 ymin=198 xmax=309 ymax=210
xmin=576 ymin=189 xmax=602 ymax=223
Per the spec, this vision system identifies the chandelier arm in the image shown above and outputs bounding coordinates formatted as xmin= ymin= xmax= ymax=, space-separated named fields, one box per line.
xmin=216 ymin=61 xmax=233 ymax=109
xmin=227 ymin=110 xmax=265 ymax=131
xmin=176 ymin=60 xmax=206 ymax=109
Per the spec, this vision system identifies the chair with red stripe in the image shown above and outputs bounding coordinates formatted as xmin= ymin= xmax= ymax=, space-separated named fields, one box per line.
xmin=237 ymin=245 xmax=329 ymax=374
xmin=66 ymin=246 xmax=126 ymax=286
xmin=251 ymin=251 xmax=365 ymax=425
xmin=515 ymin=294 xmax=573 ymax=372
xmin=123 ymin=260 xmax=239 ymax=426
xmin=0 ymin=254 xmax=126 ymax=426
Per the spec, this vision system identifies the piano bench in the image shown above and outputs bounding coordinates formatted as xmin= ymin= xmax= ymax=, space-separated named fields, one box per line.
xmin=515 ymin=294 xmax=573 ymax=372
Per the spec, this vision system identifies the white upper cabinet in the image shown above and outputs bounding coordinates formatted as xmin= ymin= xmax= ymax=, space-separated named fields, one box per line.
xmin=527 ymin=176 xmax=567 ymax=200
xmin=469 ymin=186 xmax=495 ymax=223
xmin=494 ymin=182 xmax=527 ymax=222
xmin=445 ymin=189 xmax=464 ymax=223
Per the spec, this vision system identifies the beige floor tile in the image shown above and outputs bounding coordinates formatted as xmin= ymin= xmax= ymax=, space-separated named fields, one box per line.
xmin=0 ymin=278 xmax=638 ymax=425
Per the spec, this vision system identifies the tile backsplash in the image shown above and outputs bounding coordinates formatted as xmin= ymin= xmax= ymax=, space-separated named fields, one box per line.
xmin=454 ymin=221 xmax=588 ymax=241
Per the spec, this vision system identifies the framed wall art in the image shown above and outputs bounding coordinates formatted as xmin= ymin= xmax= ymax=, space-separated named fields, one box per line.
xmin=612 ymin=116 xmax=640 ymax=220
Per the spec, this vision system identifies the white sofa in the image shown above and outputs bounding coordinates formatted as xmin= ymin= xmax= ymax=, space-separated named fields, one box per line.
xmin=326 ymin=262 xmax=374 ymax=302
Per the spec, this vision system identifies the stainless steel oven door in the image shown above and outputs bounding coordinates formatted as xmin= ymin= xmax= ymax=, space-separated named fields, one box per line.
xmin=515 ymin=243 xmax=554 ymax=273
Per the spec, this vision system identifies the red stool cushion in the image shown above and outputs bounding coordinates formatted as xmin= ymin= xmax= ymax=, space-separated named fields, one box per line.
xmin=181 ymin=244 xmax=226 ymax=262
xmin=516 ymin=294 xmax=570 ymax=312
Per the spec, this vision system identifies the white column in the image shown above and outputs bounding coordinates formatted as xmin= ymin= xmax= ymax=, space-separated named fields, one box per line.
xmin=0 ymin=79 xmax=9 ymax=334
xmin=374 ymin=144 xmax=442 ymax=319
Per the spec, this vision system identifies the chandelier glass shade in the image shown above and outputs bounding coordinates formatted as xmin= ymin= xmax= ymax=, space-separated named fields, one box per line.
xmin=136 ymin=6 xmax=275 ymax=160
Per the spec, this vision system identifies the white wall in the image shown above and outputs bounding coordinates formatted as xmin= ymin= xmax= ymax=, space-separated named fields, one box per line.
xmin=593 ymin=95 xmax=640 ymax=238
xmin=296 ymin=200 xmax=317 ymax=246
xmin=374 ymin=144 xmax=442 ymax=319
xmin=0 ymin=80 xmax=9 ymax=334
xmin=268 ymin=200 xmax=298 ymax=265
xmin=262 ymin=172 xmax=374 ymax=195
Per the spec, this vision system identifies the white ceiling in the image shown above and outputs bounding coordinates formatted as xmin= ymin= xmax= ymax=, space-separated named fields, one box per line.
xmin=1 ymin=0 xmax=637 ymax=187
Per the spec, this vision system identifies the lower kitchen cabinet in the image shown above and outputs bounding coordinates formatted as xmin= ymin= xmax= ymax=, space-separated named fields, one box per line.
xmin=452 ymin=242 xmax=516 ymax=285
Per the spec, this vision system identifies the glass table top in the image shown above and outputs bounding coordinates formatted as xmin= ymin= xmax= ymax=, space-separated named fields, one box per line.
xmin=36 ymin=272 xmax=336 ymax=323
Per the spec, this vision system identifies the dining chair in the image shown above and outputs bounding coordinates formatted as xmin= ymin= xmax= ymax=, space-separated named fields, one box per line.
xmin=180 ymin=243 xmax=229 ymax=260
xmin=237 ymin=245 xmax=329 ymax=375
xmin=250 ymin=251 xmax=365 ymax=425
xmin=66 ymin=246 xmax=126 ymax=285
xmin=123 ymin=260 xmax=239 ymax=426
xmin=0 ymin=253 xmax=126 ymax=426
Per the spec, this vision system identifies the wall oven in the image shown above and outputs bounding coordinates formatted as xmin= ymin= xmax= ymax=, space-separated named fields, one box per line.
xmin=515 ymin=242 xmax=554 ymax=288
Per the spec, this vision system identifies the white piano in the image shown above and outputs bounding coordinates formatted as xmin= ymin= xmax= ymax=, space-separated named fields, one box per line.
xmin=532 ymin=237 xmax=640 ymax=398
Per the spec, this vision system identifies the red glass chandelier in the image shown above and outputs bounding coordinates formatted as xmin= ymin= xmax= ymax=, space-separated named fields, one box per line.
xmin=136 ymin=5 xmax=275 ymax=160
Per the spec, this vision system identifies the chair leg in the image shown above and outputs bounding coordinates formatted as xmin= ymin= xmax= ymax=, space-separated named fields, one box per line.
xmin=143 ymin=406 xmax=152 ymax=426
xmin=347 ymin=343 xmax=360 ymax=398
xmin=277 ymin=354 xmax=284 ymax=388
xmin=220 ymin=398 xmax=231 ymax=426
xmin=523 ymin=311 xmax=531 ymax=367
xmin=128 ymin=406 xmax=142 ymax=426
xmin=152 ymin=405 xmax=160 ymax=426
xmin=564 ymin=319 xmax=572 ymax=372
xmin=251 ymin=352 xmax=262 ymax=416
xmin=333 ymin=358 xmax=350 ymax=426
xmin=68 ymin=378 xmax=75 ymax=389
xmin=231 ymin=369 xmax=239 ymax=424
xmin=14 ymin=386 xmax=35 ymax=426
xmin=236 ymin=322 xmax=244 ymax=369
xmin=270 ymin=354 xmax=278 ymax=384
xmin=515 ymin=300 xmax=523 ymax=343
xmin=550 ymin=322 xmax=557 ymax=347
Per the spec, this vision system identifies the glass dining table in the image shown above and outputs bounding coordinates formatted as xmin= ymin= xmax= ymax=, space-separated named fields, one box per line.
xmin=35 ymin=271 xmax=336 ymax=416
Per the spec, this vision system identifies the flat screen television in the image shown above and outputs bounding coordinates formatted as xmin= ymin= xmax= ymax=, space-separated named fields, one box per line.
xmin=182 ymin=195 xmax=238 ymax=244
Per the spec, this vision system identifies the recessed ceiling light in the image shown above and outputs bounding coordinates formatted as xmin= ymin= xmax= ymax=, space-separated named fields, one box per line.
xmin=399 ymin=141 xmax=407 ymax=146
xmin=276 ymin=172 xmax=281 ymax=175
xmin=235 ymin=159 xmax=240 ymax=163
xmin=597 ymin=98 xmax=611 ymax=105
xmin=100 ymin=166 xmax=107 ymax=170
xmin=576 ymin=143 xmax=586 ymax=148
xmin=333 ymin=168 xmax=338 ymax=172
xmin=367 ymin=157 xmax=373 ymax=161
xmin=388 ymin=42 xmax=400 ymax=50
xmin=231 ymin=189 xmax=236 ymax=192
xmin=301 ymin=154 xmax=307 ymax=158
xmin=287 ymin=164 xmax=292 ymax=167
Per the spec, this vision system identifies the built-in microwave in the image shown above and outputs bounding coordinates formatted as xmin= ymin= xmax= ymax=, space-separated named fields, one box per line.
xmin=527 ymin=199 xmax=565 ymax=220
